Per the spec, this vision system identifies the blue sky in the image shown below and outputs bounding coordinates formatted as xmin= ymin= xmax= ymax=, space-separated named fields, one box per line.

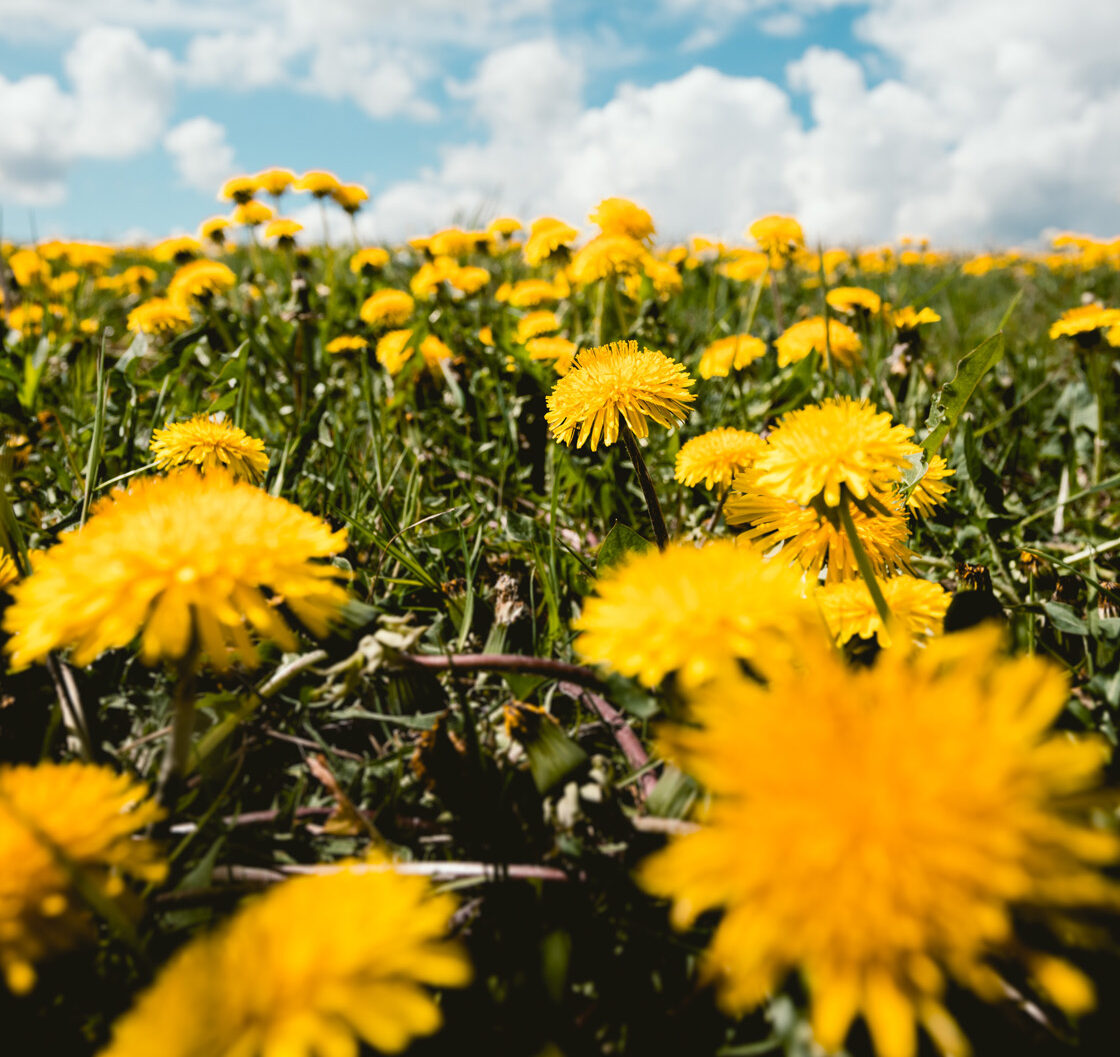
xmin=1 ymin=0 xmax=1118 ymax=246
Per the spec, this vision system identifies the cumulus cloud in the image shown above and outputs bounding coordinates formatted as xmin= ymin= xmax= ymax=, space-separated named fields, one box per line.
xmin=0 ymin=25 xmax=174 ymax=204
xmin=164 ymin=116 xmax=236 ymax=194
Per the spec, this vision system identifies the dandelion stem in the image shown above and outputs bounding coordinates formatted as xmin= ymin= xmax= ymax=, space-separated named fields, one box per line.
xmin=838 ymin=488 xmax=893 ymax=629
xmin=619 ymin=419 xmax=670 ymax=550
xmin=158 ymin=647 xmax=199 ymax=807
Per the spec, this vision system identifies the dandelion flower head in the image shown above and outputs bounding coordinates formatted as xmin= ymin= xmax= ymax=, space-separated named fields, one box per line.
xmin=568 ymin=234 xmax=650 ymax=285
xmin=218 ymin=175 xmax=258 ymax=205
xmin=0 ymin=763 xmax=165 ymax=994
xmin=99 ymin=862 xmax=471 ymax=1057
xmin=332 ymin=182 xmax=369 ymax=213
xmin=253 ymin=168 xmax=296 ymax=196
xmin=1049 ymin=304 xmax=1120 ymax=340
xmin=906 ymin=453 xmax=955 ymax=518
xmin=376 ymin=329 xmax=414 ymax=375
xmin=816 ymin=573 xmax=950 ymax=647
xmin=3 ymin=469 xmax=349 ymax=670
xmin=264 ymin=218 xmax=303 ymax=242
xmin=751 ymin=397 xmax=920 ymax=508
xmin=892 ymin=305 xmax=941 ymax=332
xmin=167 ymin=259 xmax=236 ymax=304
xmin=126 ymin=298 xmax=193 ymax=336
xmin=574 ymin=539 xmax=825 ymax=689
xmin=0 ymin=550 xmax=17 ymax=589
xmin=325 ymin=335 xmax=369 ymax=354
xmin=546 ymin=340 xmax=695 ymax=450
xmin=232 ymin=200 xmax=275 ymax=228
xmin=588 ymin=197 xmax=655 ymax=242
xmin=524 ymin=217 xmax=578 ymax=266
xmin=360 ymin=289 xmax=415 ymax=328
xmin=675 ymin=428 xmax=766 ymax=491
xmin=640 ymin=627 xmax=1119 ymax=1057
xmin=748 ymin=214 xmax=804 ymax=263
xmin=826 ymin=286 xmax=882 ymax=315
xmin=698 ymin=334 xmax=767 ymax=379
xmin=349 ymin=247 xmax=390 ymax=274
xmin=526 ymin=336 xmax=577 ymax=374
xmin=775 ymin=316 xmax=863 ymax=369
xmin=150 ymin=414 xmax=269 ymax=483
xmin=292 ymin=170 xmax=342 ymax=197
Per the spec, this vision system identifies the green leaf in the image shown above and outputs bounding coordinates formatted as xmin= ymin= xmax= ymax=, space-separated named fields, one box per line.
xmin=922 ymin=331 xmax=1004 ymax=456
xmin=645 ymin=764 xmax=697 ymax=819
xmin=596 ymin=522 xmax=652 ymax=572
xmin=1042 ymin=601 xmax=1088 ymax=635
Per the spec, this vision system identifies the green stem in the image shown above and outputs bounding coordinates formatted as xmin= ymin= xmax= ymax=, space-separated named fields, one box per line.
xmin=157 ymin=649 xmax=199 ymax=808
xmin=837 ymin=489 xmax=892 ymax=629
xmin=619 ymin=419 xmax=669 ymax=550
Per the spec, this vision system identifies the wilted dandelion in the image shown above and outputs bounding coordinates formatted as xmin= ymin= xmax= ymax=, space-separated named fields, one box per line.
xmin=150 ymin=414 xmax=268 ymax=483
xmin=99 ymin=863 xmax=471 ymax=1057
xmin=0 ymin=763 xmax=165 ymax=994
xmin=640 ymin=627 xmax=1119 ymax=1057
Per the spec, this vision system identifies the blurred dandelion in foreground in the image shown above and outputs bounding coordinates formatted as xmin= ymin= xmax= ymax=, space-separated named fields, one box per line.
xmin=2 ymin=469 xmax=348 ymax=670
xmin=641 ymin=627 xmax=1120 ymax=1057
xmin=574 ymin=539 xmax=824 ymax=689
xmin=0 ymin=763 xmax=165 ymax=994
xmin=816 ymin=573 xmax=949 ymax=647
xmin=99 ymin=863 xmax=471 ymax=1057
xmin=0 ymin=550 xmax=17 ymax=589
xmin=150 ymin=414 xmax=268 ymax=483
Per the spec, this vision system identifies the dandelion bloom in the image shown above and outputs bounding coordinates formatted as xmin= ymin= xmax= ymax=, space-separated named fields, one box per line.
xmin=525 ymin=336 xmax=577 ymax=374
xmin=892 ymin=305 xmax=941 ymax=332
xmin=640 ymin=628 xmax=1119 ymax=1057
xmin=906 ymin=453 xmax=955 ymax=517
xmin=253 ymin=167 xmax=296 ymax=196
xmin=410 ymin=256 xmax=458 ymax=298
xmin=775 ymin=316 xmax=862 ymax=369
xmin=826 ymin=285 xmax=882 ymax=315
xmin=3 ymin=469 xmax=348 ymax=670
xmin=515 ymin=310 xmax=560 ymax=344
xmin=0 ymin=550 xmax=17 ymax=589
xmin=523 ymin=217 xmax=578 ymax=266
xmin=546 ymin=340 xmax=695 ymax=451
xmin=151 ymin=236 xmax=201 ymax=264
xmin=486 ymin=216 xmax=521 ymax=239
xmin=198 ymin=216 xmax=231 ymax=245
xmin=0 ymin=763 xmax=165 ymax=993
xmin=376 ymin=329 xmax=414 ymax=374
xmin=331 ymin=182 xmax=368 ymax=213
xmin=325 ymin=334 xmax=368 ymax=354
xmin=99 ymin=863 xmax=471 ymax=1057
xmin=748 ymin=214 xmax=804 ymax=264
xmin=751 ymin=397 xmax=920 ymax=508
xmin=419 ymin=334 xmax=453 ymax=367
xmin=498 ymin=278 xmax=562 ymax=307
xmin=150 ymin=414 xmax=268 ymax=483
xmin=292 ymin=170 xmax=342 ymax=197
xmin=568 ymin=234 xmax=649 ymax=285
xmin=264 ymin=218 xmax=303 ymax=243
xmin=126 ymin=298 xmax=193 ymax=336
xmin=446 ymin=265 xmax=490 ymax=295
xmin=349 ymin=247 xmax=390 ymax=274
xmin=575 ymin=540 xmax=824 ymax=689
xmin=816 ymin=573 xmax=950 ymax=646
xmin=232 ymin=200 xmax=274 ymax=227
xmin=167 ymin=259 xmax=236 ymax=304
xmin=360 ymin=289 xmax=415 ymax=328
xmin=727 ymin=468 xmax=912 ymax=583
xmin=218 ymin=175 xmax=257 ymax=204
xmin=588 ymin=197 xmax=655 ymax=241
xmin=719 ymin=249 xmax=769 ymax=282
xmin=698 ymin=334 xmax=767 ymax=379
xmin=1049 ymin=304 xmax=1120 ymax=341
xmin=675 ymin=428 xmax=766 ymax=491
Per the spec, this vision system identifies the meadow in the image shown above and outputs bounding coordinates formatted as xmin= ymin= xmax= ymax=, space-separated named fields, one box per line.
xmin=1 ymin=173 xmax=1119 ymax=1056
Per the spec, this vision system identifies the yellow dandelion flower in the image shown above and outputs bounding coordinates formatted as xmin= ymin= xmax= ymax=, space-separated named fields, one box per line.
xmin=752 ymin=397 xmax=920 ymax=508
xmin=568 ymin=234 xmax=649 ymax=285
xmin=349 ymin=247 xmax=390 ymax=274
xmin=218 ymin=175 xmax=258 ymax=204
xmin=0 ymin=550 xmax=17 ymax=589
xmin=588 ymin=197 xmax=655 ymax=241
xmin=150 ymin=414 xmax=268 ymax=483
xmin=99 ymin=863 xmax=471 ymax=1057
xmin=447 ymin=265 xmax=490 ymax=295
xmin=698 ymin=334 xmax=767 ymax=379
xmin=331 ymin=182 xmax=368 ymax=213
xmin=524 ymin=217 xmax=578 ymax=266
xmin=498 ymin=278 xmax=562 ymax=307
xmin=775 ymin=316 xmax=863 ymax=369
xmin=376 ymin=329 xmax=414 ymax=375
xmin=718 ymin=249 xmax=769 ymax=282
xmin=126 ymin=298 xmax=193 ymax=336
xmin=0 ymin=762 xmax=165 ymax=994
xmin=1049 ymin=304 xmax=1120 ymax=341
xmin=477 ymin=325 xmax=495 ymax=347
xmin=525 ymin=336 xmax=577 ymax=374
xmin=253 ymin=167 xmax=296 ymax=196
xmin=748 ymin=214 xmax=804 ymax=265
xmin=826 ymin=285 xmax=882 ymax=315
xmin=574 ymin=539 xmax=825 ymax=689
xmin=675 ymin=428 xmax=766 ymax=491
xmin=487 ymin=215 xmax=521 ymax=238
xmin=545 ymin=340 xmax=695 ymax=451
xmin=427 ymin=227 xmax=486 ymax=258
xmin=292 ymin=170 xmax=342 ymax=197
xmin=7 ymin=249 xmax=48 ymax=287
xmin=167 ymin=259 xmax=236 ymax=304
xmin=727 ymin=468 xmax=912 ymax=583
xmin=637 ymin=256 xmax=683 ymax=297
xmin=3 ymin=469 xmax=348 ymax=671
xmin=816 ymin=573 xmax=950 ymax=646
xmin=515 ymin=310 xmax=560 ymax=344
xmin=325 ymin=334 xmax=368 ymax=354
xmin=6 ymin=304 xmax=46 ymax=335
xmin=410 ymin=256 xmax=458 ymax=298
xmin=640 ymin=627 xmax=1120 ymax=1057
xmin=197 ymin=216 xmax=231 ymax=245
xmin=419 ymin=334 xmax=454 ymax=367
xmin=232 ymin=200 xmax=274 ymax=227
xmin=892 ymin=305 xmax=941 ymax=331
xmin=263 ymin=218 xmax=303 ymax=243
xmin=906 ymin=453 xmax=955 ymax=517
xmin=151 ymin=236 xmax=201 ymax=264
xmin=360 ymin=289 xmax=414 ymax=328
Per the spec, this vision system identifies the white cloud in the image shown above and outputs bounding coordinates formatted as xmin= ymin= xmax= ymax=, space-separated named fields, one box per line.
xmin=164 ymin=116 xmax=236 ymax=194
xmin=0 ymin=26 xmax=174 ymax=204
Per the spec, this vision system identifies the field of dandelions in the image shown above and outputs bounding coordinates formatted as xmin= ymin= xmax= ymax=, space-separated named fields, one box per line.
xmin=1 ymin=171 xmax=1120 ymax=1057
